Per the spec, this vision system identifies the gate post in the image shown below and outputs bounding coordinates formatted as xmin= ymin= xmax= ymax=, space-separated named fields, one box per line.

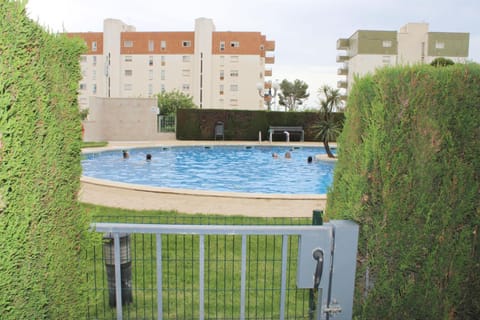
xmin=309 ymin=209 xmax=323 ymax=319
xmin=312 ymin=210 xmax=323 ymax=226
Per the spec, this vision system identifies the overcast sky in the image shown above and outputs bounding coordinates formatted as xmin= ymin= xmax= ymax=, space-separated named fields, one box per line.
xmin=26 ymin=0 xmax=479 ymax=108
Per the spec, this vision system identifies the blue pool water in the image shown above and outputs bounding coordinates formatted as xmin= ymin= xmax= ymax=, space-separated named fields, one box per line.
xmin=81 ymin=146 xmax=335 ymax=195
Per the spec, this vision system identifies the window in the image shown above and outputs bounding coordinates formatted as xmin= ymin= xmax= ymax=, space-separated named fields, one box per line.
xmin=382 ymin=40 xmax=392 ymax=48
xmin=230 ymin=56 xmax=239 ymax=62
xmin=161 ymin=56 xmax=166 ymax=66
xmin=148 ymin=70 xmax=153 ymax=80
xmin=182 ymin=84 xmax=190 ymax=91
xmin=125 ymin=55 xmax=133 ymax=62
xmin=148 ymin=84 xmax=153 ymax=96
xmin=79 ymin=83 xmax=87 ymax=90
xmin=230 ymin=70 xmax=239 ymax=77
xmin=161 ymin=70 xmax=165 ymax=80
xmin=92 ymin=84 xmax=97 ymax=94
xmin=124 ymin=69 xmax=133 ymax=76
xmin=220 ymin=70 xmax=224 ymax=80
xmin=124 ymin=40 xmax=133 ymax=48
xmin=92 ymin=41 xmax=97 ymax=52
xmin=124 ymin=84 xmax=132 ymax=91
xmin=148 ymin=56 xmax=154 ymax=66
xmin=160 ymin=40 xmax=166 ymax=50
xmin=230 ymin=84 xmax=238 ymax=92
xmin=435 ymin=41 xmax=445 ymax=49
xmin=220 ymin=41 xmax=225 ymax=51
xmin=92 ymin=56 xmax=97 ymax=66
xmin=161 ymin=84 xmax=166 ymax=92
xmin=182 ymin=69 xmax=191 ymax=77
xmin=182 ymin=55 xmax=191 ymax=62
xmin=148 ymin=40 xmax=154 ymax=52
xmin=230 ymin=99 xmax=238 ymax=106
xmin=219 ymin=85 xmax=224 ymax=95
xmin=230 ymin=41 xmax=240 ymax=48
xmin=219 ymin=56 xmax=225 ymax=65
xmin=92 ymin=70 xmax=96 ymax=80
xmin=382 ymin=56 xmax=391 ymax=64
xmin=182 ymin=40 xmax=191 ymax=47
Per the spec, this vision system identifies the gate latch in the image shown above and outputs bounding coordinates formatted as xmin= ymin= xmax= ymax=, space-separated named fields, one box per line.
xmin=324 ymin=299 xmax=342 ymax=315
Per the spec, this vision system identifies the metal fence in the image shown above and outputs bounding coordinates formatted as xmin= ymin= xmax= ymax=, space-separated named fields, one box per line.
xmin=158 ymin=115 xmax=175 ymax=132
xmin=85 ymin=214 xmax=358 ymax=320
xmin=86 ymin=216 xmax=315 ymax=320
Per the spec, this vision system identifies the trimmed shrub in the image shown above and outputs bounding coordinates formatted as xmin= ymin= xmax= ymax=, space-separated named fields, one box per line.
xmin=0 ymin=1 xmax=90 ymax=318
xmin=176 ymin=108 xmax=345 ymax=141
xmin=327 ymin=64 xmax=480 ymax=319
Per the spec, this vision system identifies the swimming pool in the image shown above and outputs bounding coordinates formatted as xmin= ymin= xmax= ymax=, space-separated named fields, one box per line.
xmin=81 ymin=145 xmax=335 ymax=195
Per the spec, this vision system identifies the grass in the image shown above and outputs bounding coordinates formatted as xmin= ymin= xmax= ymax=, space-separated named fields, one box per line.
xmin=82 ymin=141 xmax=108 ymax=148
xmin=84 ymin=204 xmax=314 ymax=319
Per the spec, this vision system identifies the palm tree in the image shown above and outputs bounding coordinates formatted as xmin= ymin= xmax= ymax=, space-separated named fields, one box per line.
xmin=313 ymin=85 xmax=343 ymax=158
xmin=313 ymin=118 xmax=342 ymax=158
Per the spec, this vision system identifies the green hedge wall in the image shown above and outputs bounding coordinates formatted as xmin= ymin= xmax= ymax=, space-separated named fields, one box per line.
xmin=0 ymin=2 xmax=90 ymax=318
xmin=176 ymin=108 xmax=345 ymax=141
xmin=327 ymin=64 xmax=480 ymax=318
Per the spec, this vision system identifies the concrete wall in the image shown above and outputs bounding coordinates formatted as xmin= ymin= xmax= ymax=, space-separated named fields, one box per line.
xmin=82 ymin=96 xmax=174 ymax=141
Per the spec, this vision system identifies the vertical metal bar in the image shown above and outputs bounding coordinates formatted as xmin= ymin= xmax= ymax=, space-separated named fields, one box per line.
xmin=240 ymin=235 xmax=247 ymax=320
xmin=316 ymin=288 xmax=323 ymax=320
xmin=113 ymin=233 xmax=123 ymax=320
xmin=156 ymin=234 xmax=163 ymax=320
xmin=279 ymin=235 xmax=288 ymax=320
xmin=199 ymin=235 xmax=205 ymax=320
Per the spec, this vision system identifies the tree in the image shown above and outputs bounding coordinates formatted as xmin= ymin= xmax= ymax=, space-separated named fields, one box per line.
xmin=156 ymin=90 xmax=197 ymax=115
xmin=313 ymin=85 xmax=343 ymax=158
xmin=278 ymin=79 xmax=309 ymax=111
xmin=430 ymin=57 xmax=454 ymax=67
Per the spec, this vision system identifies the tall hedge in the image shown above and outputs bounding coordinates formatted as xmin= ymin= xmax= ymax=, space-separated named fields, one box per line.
xmin=176 ymin=108 xmax=345 ymax=141
xmin=327 ymin=64 xmax=480 ymax=319
xmin=0 ymin=1 xmax=90 ymax=318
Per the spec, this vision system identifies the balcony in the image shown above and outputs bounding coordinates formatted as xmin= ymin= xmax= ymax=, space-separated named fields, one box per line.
xmin=336 ymin=38 xmax=349 ymax=50
xmin=264 ymin=69 xmax=272 ymax=77
xmin=265 ymin=56 xmax=275 ymax=64
xmin=336 ymin=54 xmax=349 ymax=63
xmin=264 ymin=40 xmax=275 ymax=51
xmin=337 ymin=80 xmax=348 ymax=89
xmin=337 ymin=66 xmax=348 ymax=76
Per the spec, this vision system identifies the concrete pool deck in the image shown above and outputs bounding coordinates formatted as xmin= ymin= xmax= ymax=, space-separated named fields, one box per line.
xmin=79 ymin=140 xmax=335 ymax=218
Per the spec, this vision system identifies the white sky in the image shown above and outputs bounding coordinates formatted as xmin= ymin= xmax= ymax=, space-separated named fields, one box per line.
xmin=26 ymin=0 xmax=480 ymax=108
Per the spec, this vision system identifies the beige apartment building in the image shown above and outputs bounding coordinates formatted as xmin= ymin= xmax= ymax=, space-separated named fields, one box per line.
xmin=68 ymin=18 xmax=275 ymax=112
xmin=337 ymin=23 xmax=470 ymax=94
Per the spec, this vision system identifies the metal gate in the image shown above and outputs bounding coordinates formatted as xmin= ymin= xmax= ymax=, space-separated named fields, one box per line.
xmin=90 ymin=220 xmax=358 ymax=320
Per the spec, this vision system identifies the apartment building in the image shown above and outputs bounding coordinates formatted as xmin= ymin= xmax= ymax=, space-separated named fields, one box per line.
xmin=337 ymin=23 xmax=469 ymax=94
xmin=68 ymin=18 xmax=275 ymax=111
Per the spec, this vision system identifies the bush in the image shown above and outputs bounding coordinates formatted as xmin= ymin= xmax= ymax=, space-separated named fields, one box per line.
xmin=0 ymin=1 xmax=90 ymax=318
xmin=326 ymin=63 xmax=480 ymax=319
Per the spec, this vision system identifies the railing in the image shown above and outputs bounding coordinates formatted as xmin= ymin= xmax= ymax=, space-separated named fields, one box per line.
xmin=158 ymin=115 xmax=175 ymax=132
